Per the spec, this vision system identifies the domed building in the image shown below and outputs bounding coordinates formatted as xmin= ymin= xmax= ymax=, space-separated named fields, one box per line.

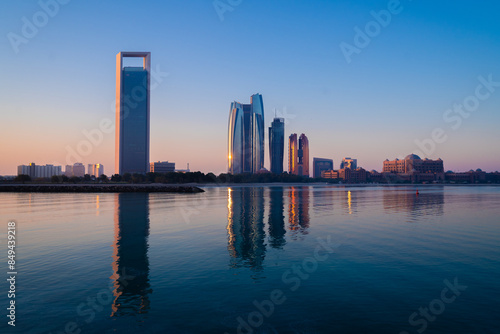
xmin=405 ymin=154 xmax=421 ymax=160
xmin=383 ymin=154 xmax=444 ymax=182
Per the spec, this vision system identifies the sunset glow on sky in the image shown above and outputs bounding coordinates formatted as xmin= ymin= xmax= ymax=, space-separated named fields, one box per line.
xmin=1 ymin=0 xmax=499 ymax=175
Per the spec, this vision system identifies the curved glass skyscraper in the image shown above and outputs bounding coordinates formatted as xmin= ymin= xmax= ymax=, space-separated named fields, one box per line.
xmin=228 ymin=94 xmax=265 ymax=174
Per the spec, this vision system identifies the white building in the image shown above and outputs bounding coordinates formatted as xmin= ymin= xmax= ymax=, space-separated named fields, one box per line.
xmin=72 ymin=163 xmax=85 ymax=177
xmin=17 ymin=163 xmax=62 ymax=178
xmin=65 ymin=163 xmax=85 ymax=177
xmin=88 ymin=164 xmax=104 ymax=177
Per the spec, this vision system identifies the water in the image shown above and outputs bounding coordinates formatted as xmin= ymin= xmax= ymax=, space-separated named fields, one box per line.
xmin=0 ymin=185 xmax=499 ymax=334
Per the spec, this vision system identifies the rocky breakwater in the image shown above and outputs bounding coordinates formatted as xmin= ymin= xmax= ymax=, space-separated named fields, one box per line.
xmin=0 ymin=184 xmax=204 ymax=193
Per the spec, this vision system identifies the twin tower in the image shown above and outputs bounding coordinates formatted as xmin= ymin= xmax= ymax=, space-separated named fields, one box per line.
xmin=228 ymin=94 xmax=308 ymax=176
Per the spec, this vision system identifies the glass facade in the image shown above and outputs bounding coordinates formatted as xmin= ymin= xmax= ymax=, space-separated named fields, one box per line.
xmin=340 ymin=158 xmax=357 ymax=170
xmin=299 ymin=134 xmax=309 ymax=177
xmin=313 ymin=158 xmax=334 ymax=178
xmin=289 ymin=133 xmax=309 ymax=176
xmin=269 ymin=118 xmax=285 ymax=174
xmin=116 ymin=52 xmax=150 ymax=175
xmin=228 ymin=94 xmax=265 ymax=174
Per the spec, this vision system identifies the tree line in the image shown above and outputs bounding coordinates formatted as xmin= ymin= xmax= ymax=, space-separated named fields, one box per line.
xmin=11 ymin=172 xmax=334 ymax=184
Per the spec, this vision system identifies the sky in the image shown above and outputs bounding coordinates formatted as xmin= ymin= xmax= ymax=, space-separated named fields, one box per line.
xmin=1 ymin=0 xmax=499 ymax=175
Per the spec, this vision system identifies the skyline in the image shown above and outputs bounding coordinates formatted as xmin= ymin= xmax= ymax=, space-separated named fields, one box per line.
xmin=1 ymin=0 xmax=500 ymax=175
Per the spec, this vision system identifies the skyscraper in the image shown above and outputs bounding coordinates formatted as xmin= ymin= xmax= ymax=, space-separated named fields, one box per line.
xmin=298 ymin=134 xmax=309 ymax=177
xmin=228 ymin=94 xmax=265 ymax=174
xmin=269 ymin=117 xmax=285 ymax=174
xmin=288 ymin=134 xmax=298 ymax=175
xmin=88 ymin=163 xmax=104 ymax=177
xmin=115 ymin=52 xmax=151 ymax=175
xmin=289 ymin=133 xmax=309 ymax=177
xmin=313 ymin=158 xmax=333 ymax=178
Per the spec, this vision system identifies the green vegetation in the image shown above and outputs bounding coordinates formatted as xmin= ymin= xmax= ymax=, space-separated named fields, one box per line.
xmin=4 ymin=171 xmax=500 ymax=185
xmin=4 ymin=172 xmax=328 ymax=185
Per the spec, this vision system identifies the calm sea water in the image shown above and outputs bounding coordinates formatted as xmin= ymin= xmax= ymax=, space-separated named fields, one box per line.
xmin=0 ymin=185 xmax=499 ymax=334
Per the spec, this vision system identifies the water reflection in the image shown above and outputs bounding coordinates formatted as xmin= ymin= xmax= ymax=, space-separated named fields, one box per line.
xmin=288 ymin=187 xmax=310 ymax=237
xmin=227 ymin=187 xmax=315 ymax=272
xmin=383 ymin=189 xmax=444 ymax=221
xmin=111 ymin=193 xmax=152 ymax=317
xmin=268 ymin=187 xmax=286 ymax=249
xmin=227 ymin=187 xmax=266 ymax=272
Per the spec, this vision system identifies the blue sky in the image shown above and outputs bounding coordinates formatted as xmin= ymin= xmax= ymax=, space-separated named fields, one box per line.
xmin=1 ymin=0 xmax=499 ymax=174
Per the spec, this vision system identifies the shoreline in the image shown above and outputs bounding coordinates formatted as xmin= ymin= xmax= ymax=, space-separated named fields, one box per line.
xmin=199 ymin=182 xmax=500 ymax=188
xmin=0 ymin=184 xmax=204 ymax=193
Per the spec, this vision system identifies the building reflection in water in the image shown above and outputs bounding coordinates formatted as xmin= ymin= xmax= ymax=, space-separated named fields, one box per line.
xmin=288 ymin=186 xmax=310 ymax=237
xmin=268 ymin=187 xmax=286 ymax=249
xmin=111 ymin=193 xmax=152 ymax=317
xmin=383 ymin=189 xmax=444 ymax=221
xmin=227 ymin=187 xmax=266 ymax=272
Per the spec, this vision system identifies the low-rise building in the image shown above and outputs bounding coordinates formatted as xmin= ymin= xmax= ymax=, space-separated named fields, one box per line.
xmin=445 ymin=170 xmax=486 ymax=183
xmin=17 ymin=163 xmax=62 ymax=178
xmin=322 ymin=168 xmax=367 ymax=183
xmin=150 ymin=161 xmax=176 ymax=173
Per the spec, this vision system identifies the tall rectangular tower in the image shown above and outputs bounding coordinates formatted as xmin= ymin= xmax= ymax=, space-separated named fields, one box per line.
xmin=116 ymin=52 xmax=151 ymax=175
xmin=269 ymin=118 xmax=285 ymax=174
xmin=288 ymin=134 xmax=298 ymax=175
xmin=298 ymin=134 xmax=309 ymax=177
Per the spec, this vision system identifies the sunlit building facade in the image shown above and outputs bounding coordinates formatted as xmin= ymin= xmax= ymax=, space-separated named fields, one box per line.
xmin=288 ymin=133 xmax=309 ymax=177
xmin=88 ymin=163 xmax=104 ymax=177
xmin=298 ymin=134 xmax=309 ymax=177
xmin=340 ymin=157 xmax=357 ymax=170
xmin=288 ymin=134 xmax=298 ymax=175
xmin=116 ymin=52 xmax=151 ymax=175
xmin=269 ymin=117 xmax=285 ymax=174
xmin=228 ymin=94 xmax=265 ymax=174
xmin=383 ymin=154 xmax=445 ymax=182
xmin=383 ymin=154 xmax=444 ymax=174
